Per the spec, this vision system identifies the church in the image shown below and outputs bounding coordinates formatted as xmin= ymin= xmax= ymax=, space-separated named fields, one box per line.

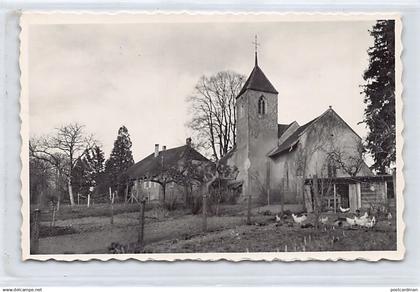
xmin=221 ymin=51 xmax=395 ymax=212
xmin=127 ymin=50 xmax=395 ymax=213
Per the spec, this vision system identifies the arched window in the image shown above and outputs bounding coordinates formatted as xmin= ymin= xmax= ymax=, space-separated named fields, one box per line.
xmin=258 ymin=96 xmax=266 ymax=115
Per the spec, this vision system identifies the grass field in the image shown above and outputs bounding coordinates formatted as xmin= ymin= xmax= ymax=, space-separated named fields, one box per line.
xmin=143 ymin=219 xmax=396 ymax=253
xmin=34 ymin=202 xmax=397 ymax=254
xmin=34 ymin=202 xmax=155 ymax=222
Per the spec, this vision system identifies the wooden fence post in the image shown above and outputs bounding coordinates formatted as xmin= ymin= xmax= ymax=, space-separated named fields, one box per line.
xmin=109 ymin=187 xmax=114 ymax=225
xmin=247 ymin=192 xmax=252 ymax=225
xmin=280 ymin=179 xmax=285 ymax=216
xmin=313 ymin=175 xmax=319 ymax=212
xmin=138 ymin=198 xmax=146 ymax=245
xmin=125 ymin=184 xmax=129 ymax=204
xmin=30 ymin=209 xmax=41 ymax=254
xmin=202 ymin=194 xmax=208 ymax=232
xmin=50 ymin=204 xmax=56 ymax=228
xmin=393 ymin=170 xmax=397 ymax=199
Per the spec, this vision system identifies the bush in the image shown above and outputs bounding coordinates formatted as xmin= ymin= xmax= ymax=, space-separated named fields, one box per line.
xmin=163 ymin=195 xmax=178 ymax=211
xmin=209 ymin=185 xmax=240 ymax=205
xmin=190 ymin=195 xmax=202 ymax=215
xmin=151 ymin=206 xmax=169 ymax=220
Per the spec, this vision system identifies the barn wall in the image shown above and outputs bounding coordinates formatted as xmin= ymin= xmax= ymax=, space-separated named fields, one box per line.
xmin=301 ymin=110 xmax=373 ymax=178
xmin=269 ymin=109 xmax=373 ymax=208
xmin=269 ymin=149 xmax=303 ymax=204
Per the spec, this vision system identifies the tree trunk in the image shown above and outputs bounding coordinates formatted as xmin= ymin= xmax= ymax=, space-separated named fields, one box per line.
xmin=247 ymin=193 xmax=252 ymax=225
xmin=162 ymin=184 xmax=166 ymax=202
xmin=313 ymin=175 xmax=320 ymax=229
xmin=280 ymin=180 xmax=285 ymax=216
xmin=67 ymin=179 xmax=75 ymax=206
xmin=138 ymin=198 xmax=146 ymax=245
xmin=125 ymin=184 xmax=129 ymax=203
xmin=202 ymin=194 xmax=208 ymax=232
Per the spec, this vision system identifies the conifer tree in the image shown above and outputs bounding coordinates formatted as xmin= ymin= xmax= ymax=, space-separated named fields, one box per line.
xmin=361 ymin=20 xmax=395 ymax=173
xmin=105 ymin=126 xmax=135 ymax=197
xmin=72 ymin=146 xmax=106 ymax=200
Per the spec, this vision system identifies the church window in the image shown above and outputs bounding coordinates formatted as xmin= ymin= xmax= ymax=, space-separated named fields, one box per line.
xmin=258 ymin=96 xmax=266 ymax=115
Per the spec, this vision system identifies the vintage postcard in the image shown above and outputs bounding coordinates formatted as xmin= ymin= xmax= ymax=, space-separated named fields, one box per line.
xmin=20 ymin=12 xmax=404 ymax=261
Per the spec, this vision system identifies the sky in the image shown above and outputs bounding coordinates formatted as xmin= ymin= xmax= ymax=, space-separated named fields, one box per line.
xmin=28 ymin=18 xmax=376 ymax=161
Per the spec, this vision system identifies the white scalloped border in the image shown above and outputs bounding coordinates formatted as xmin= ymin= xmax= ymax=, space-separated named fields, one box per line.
xmin=19 ymin=11 xmax=405 ymax=262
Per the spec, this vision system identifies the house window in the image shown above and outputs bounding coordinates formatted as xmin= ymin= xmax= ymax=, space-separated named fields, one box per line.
xmin=258 ymin=96 xmax=266 ymax=115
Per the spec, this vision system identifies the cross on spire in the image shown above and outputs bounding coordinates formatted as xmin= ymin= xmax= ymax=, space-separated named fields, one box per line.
xmin=252 ymin=34 xmax=260 ymax=66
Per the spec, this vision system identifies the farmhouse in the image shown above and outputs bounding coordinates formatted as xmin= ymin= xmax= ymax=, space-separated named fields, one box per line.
xmin=126 ymin=138 xmax=211 ymax=203
xmin=221 ymin=53 xmax=395 ymax=212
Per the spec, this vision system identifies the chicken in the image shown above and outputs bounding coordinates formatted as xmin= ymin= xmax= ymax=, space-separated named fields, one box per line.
xmin=363 ymin=216 xmax=376 ymax=228
xmin=346 ymin=217 xmax=357 ymax=226
xmin=275 ymin=214 xmax=281 ymax=222
xmin=292 ymin=213 xmax=307 ymax=224
xmin=354 ymin=215 xmax=369 ymax=226
xmin=339 ymin=206 xmax=350 ymax=213
xmin=319 ymin=216 xmax=328 ymax=224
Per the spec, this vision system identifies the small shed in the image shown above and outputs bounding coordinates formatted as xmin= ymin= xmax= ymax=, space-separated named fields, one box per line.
xmin=304 ymin=175 xmax=395 ymax=213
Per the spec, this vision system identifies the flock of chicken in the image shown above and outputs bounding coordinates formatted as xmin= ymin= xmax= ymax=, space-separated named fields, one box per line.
xmin=343 ymin=212 xmax=376 ymax=228
xmin=274 ymin=206 xmax=393 ymax=229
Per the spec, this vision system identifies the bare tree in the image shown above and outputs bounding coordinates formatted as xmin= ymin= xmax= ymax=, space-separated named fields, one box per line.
xmin=30 ymin=123 xmax=96 ymax=206
xmin=187 ymin=71 xmax=245 ymax=160
xmin=29 ymin=137 xmax=67 ymax=206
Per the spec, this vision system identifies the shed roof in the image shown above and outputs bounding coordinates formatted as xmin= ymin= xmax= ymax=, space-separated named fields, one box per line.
xmin=304 ymin=175 xmax=392 ymax=185
xmin=126 ymin=145 xmax=209 ymax=180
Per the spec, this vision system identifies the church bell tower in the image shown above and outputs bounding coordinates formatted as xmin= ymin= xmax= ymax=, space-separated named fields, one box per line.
xmin=235 ymin=36 xmax=278 ymax=200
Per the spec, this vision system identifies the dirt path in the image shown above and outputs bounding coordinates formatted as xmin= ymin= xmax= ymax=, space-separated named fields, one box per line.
xmin=38 ymin=215 xmax=245 ymax=254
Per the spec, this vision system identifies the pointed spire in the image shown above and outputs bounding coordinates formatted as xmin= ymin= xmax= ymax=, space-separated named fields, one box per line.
xmin=255 ymin=51 xmax=258 ymax=67
xmin=236 ymin=34 xmax=277 ymax=98
xmin=252 ymin=34 xmax=260 ymax=67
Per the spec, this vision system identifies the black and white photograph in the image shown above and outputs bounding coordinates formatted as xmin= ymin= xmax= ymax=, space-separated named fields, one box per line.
xmin=20 ymin=13 xmax=403 ymax=261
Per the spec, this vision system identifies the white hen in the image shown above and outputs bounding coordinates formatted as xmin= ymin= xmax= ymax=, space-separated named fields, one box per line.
xmin=360 ymin=212 xmax=368 ymax=219
xmin=355 ymin=216 xmax=369 ymax=226
xmin=319 ymin=216 xmax=328 ymax=224
xmin=292 ymin=213 xmax=307 ymax=224
xmin=363 ymin=216 xmax=376 ymax=228
xmin=346 ymin=217 xmax=357 ymax=226
xmin=339 ymin=206 xmax=351 ymax=213
xmin=275 ymin=214 xmax=281 ymax=222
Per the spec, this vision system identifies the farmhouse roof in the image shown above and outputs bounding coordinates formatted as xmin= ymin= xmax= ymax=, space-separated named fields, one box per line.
xmin=237 ymin=64 xmax=278 ymax=98
xmin=126 ymin=144 xmax=209 ymax=180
